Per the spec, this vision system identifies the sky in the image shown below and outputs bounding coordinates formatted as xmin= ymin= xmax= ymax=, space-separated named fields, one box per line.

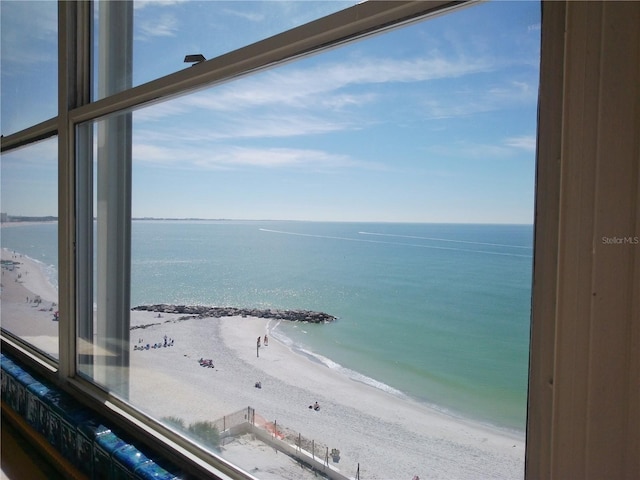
xmin=1 ymin=0 xmax=541 ymax=224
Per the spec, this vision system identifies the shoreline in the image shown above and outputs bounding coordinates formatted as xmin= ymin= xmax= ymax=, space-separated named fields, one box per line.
xmin=1 ymin=248 xmax=60 ymax=357
xmin=134 ymin=303 xmax=524 ymax=437
xmin=129 ymin=313 xmax=524 ymax=479
xmin=0 ymin=220 xmax=58 ymax=228
xmin=287 ymin=333 xmax=524 ymax=437
xmin=2 ymin=247 xmax=525 ymax=478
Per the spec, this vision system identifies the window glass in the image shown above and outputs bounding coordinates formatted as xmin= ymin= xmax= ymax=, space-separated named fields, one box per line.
xmin=81 ymin=1 xmax=540 ymax=478
xmin=0 ymin=0 xmax=58 ymax=136
xmin=0 ymin=137 xmax=59 ymax=359
xmin=93 ymin=0 xmax=358 ymax=99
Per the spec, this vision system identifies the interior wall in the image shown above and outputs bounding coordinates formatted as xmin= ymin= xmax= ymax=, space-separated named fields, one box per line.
xmin=528 ymin=1 xmax=640 ymax=479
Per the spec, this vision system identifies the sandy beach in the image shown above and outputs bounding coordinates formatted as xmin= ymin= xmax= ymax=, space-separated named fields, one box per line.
xmin=1 ymin=248 xmax=59 ymax=357
xmin=129 ymin=313 xmax=525 ymax=479
xmin=1 ymin=246 xmax=525 ymax=479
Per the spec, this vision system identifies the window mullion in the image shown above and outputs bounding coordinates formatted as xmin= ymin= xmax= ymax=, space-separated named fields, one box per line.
xmin=94 ymin=0 xmax=133 ymax=397
xmin=58 ymin=0 xmax=93 ymax=382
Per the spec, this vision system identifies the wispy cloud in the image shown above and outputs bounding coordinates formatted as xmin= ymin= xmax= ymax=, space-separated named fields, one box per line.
xmin=421 ymin=79 xmax=538 ymax=119
xmin=0 ymin=137 xmax=57 ymax=169
xmin=136 ymin=13 xmax=179 ymax=39
xmin=425 ymin=135 xmax=537 ymax=161
xmin=193 ymin=146 xmax=356 ymax=170
xmin=504 ymin=135 xmax=536 ymax=151
xmin=221 ymin=8 xmax=265 ymax=23
xmin=130 ymin=36 xmax=532 ymax=175
xmin=185 ymin=55 xmax=494 ymax=113
xmin=0 ymin=1 xmax=57 ymax=69
xmin=129 ymin=50 xmax=506 ymax=158
xmin=209 ymin=113 xmax=355 ymax=140
xmin=132 ymin=142 xmax=376 ymax=172
xmin=134 ymin=0 xmax=187 ymax=11
xmin=134 ymin=109 xmax=356 ymax=144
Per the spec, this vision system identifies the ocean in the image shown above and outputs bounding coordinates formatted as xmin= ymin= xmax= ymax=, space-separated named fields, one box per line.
xmin=2 ymin=220 xmax=533 ymax=432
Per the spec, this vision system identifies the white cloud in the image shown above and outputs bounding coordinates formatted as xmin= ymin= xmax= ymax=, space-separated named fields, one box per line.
xmin=194 ymin=146 xmax=354 ymax=169
xmin=504 ymin=135 xmax=536 ymax=151
xmin=134 ymin=109 xmax=356 ymax=145
xmin=488 ymin=80 xmax=534 ymax=102
xmin=134 ymin=0 xmax=187 ymax=11
xmin=421 ymin=79 xmax=538 ymax=119
xmin=136 ymin=13 xmax=179 ymax=39
xmin=0 ymin=137 xmax=57 ymax=168
xmin=0 ymin=1 xmax=57 ymax=68
xmin=208 ymin=113 xmax=356 ymax=140
xmin=131 ymin=46 xmax=531 ymax=160
xmin=134 ymin=102 xmax=189 ymax=122
xmin=183 ymin=54 xmax=494 ymax=113
xmin=221 ymin=8 xmax=265 ymax=23
xmin=132 ymin=141 xmax=373 ymax=171
xmin=424 ymin=136 xmax=537 ymax=161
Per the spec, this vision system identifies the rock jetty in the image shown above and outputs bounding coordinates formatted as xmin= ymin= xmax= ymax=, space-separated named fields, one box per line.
xmin=132 ymin=304 xmax=336 ymax=324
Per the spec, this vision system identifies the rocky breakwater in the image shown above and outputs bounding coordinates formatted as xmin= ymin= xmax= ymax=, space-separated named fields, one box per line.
xmin=132 ymin=304 xmax=336 ymax=324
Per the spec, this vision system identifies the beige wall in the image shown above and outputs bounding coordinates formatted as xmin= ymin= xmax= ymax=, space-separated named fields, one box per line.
xmin=528 ymin=1 xmax=640 ymax=479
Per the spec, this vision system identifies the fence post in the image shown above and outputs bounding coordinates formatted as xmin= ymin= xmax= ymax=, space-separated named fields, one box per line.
xmin=223 ymin=415 xmax=226 ymax=432
xmin=312 ymin=440 xmax=315 ymax=460
xmin=325 ymin=446 xmax=329 ymax=466
xmin=297 ymin=433 xmax=301 ymax=452
xmin=274 ymin=420 xmax=277 ymax=438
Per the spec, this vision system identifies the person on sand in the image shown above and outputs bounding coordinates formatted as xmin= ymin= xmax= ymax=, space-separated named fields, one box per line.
xmin=264 ymin=334 xmax=268 ymax=346
xmin=309 ymin=401 xmax=320 ymax=411
xmin=257 ymin=336 xmax=261 ymax=348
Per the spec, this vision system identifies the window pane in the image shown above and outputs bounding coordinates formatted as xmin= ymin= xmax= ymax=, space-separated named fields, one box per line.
xmin=80 ymin=1 xmax=539 ymax=478
xmin=0 ymin=1 xmax=57 ymax=135
xmin=1 ymin=138 xmax=59 ymax=359
xmin=94 ymin=0 xmax=358 ymax=99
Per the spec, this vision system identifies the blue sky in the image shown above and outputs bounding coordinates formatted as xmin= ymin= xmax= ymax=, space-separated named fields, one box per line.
xmin=1 ymin=1 xmax=541 ymax=224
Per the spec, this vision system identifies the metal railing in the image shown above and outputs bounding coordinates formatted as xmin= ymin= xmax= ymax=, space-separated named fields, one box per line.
xmin=213 ymin=406 xmax=349 ymax=480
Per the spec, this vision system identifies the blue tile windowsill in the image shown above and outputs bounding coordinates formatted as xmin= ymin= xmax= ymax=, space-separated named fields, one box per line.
xmin=1 ymin=353 xmax=182 ymax=480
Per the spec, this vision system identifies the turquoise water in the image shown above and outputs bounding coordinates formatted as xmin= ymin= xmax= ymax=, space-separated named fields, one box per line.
xmin=1 ymin=221 xmax=533 ymax=431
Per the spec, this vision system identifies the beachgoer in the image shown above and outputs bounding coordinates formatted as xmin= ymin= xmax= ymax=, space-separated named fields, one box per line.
xmin=255 ymin=381 xmax=262 ymax=389
xmin=257 ymin=336 xmax=261 ymax=348
xmin=264 ymin=334 xmax=268 ymax=346
xmin=313 ymin=402 xmax=320 ymax=411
